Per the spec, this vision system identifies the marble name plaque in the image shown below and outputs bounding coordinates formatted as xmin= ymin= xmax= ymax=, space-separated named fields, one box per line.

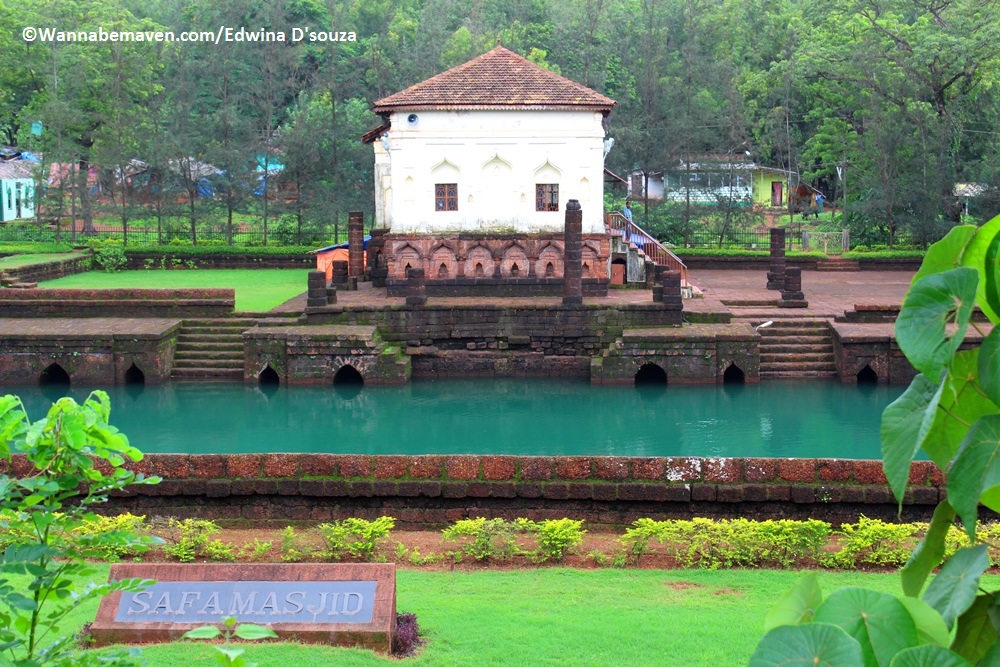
xmin=91 ymin=563 xmax=396 ymax=652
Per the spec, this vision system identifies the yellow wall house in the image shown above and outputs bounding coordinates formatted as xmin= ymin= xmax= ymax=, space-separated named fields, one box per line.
xmin=628 ymin=160 xmax=791 ymax=208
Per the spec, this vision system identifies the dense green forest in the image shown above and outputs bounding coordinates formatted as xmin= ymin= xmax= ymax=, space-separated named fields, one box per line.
xmin=1 ymin=0 xmax=998 ymax=246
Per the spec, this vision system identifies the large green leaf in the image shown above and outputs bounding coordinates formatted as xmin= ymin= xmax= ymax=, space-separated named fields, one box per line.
xmin=889 ymin=645 xmax=973 ymax=667
xmin=960 ymin=214 xmax=1000 ymax=323
xmin=814 ymin=587 xmax=919 ymax=667
xmin=896 ymin=268 xmax=980 ymax=379
xmin=975 ymin=642 xmax=1000 ymax=666
xmin=952 ymin=593 xmax=1000 ymax=664
xmin=980 ymin=329 xmax=1000 ymax=407
xmin=233 ymin=623 xmax=278 ymax=640
xmin=748 ymin=623 xmax=864 ymax=667
xmin=897 ymin=595 xmax=952 ymax=647
xmin=948 ymin=416 xmax=1000 ymax=537
xmin=882 ymin=374 xmax=940 ymax=502
xmin=922 ymin=545 xmax=990 ymax=630
xmin=902 ymin=501 xmax=956 ymax=598
xmin=922 ymin=351 xmax=1000 ymax=469
xmin=913 ymin=225 xmax=978 ymax=284
xmin=764 ymin=572 xmax=824 ymax=633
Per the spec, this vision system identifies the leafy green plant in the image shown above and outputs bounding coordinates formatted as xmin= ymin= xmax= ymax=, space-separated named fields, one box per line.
xmin=72 ymin=512 xmax=149 ymax=562
xmin=88 ymin=240 xmax=128 ymax=272
xmin=182 ymin=616 xmax=278 ymax=667
xmin=442 ymin=517 xmax=524 ymax=562
xmin=317 ymin=516 xmax=395 ymax=562
xmin=750 ymin=217 xmax=1000 ymax=664
xmin=518 ymin=518 xmax=586 ymax=562
xmin=620 ymin=518 xmax=830 ymax=569
xmin=0 ymin=391 xmax=160 ymax=666
xmin=162 ymin=518 xmax=234 ymax=562
xmin=821 ymin=517 xmax=921 ymax=569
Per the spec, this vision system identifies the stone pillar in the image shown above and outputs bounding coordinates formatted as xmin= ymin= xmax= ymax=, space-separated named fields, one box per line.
xmin=332 ymin=260 xmax=349 ymax=288
xmin=661 ymin=270 xmax=683 ymax=311
xmin=348 ymin=211 xmax=364 ymax=277
xmin=306 ymin=271 xmax=327 ymax=308
xmin=367 ymin=228 xmax=389 ymax=286
xmin=563 ymin=200 xmax=583 ymax=306
xmin=406 ymin=268 xmax=427 ymax=306
xmin=767 ymin=227 xmax=786 ymax=290
xmin=779 ymin=266 xmax=808 ymax=308
xmin=644 ymin=260 xmax=656 ymax=289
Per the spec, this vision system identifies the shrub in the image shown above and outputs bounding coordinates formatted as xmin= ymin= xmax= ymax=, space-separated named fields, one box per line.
xmin=442 ymin=517 xmax=523 ymax=562
xmin=820 ymin=516 xmax=921 ymax=569
xmin=124 ymin=244 xmax=316 ymax=257
xmin=73 ymin=513 xmax=149 ymax=561
xmin=162 ymin=518 xmax=235 ymax=562
xmin=317 ymin=516 xmax=395 ymax=562
xmin=521 ymin=518 xmax=586 ymax=562
xmin=392 ymin=613 xmax=420 ymax=657
xmin=89 ymin=240 xmax=128 ymax=272
xmin=619 ymin=518 xmax=831 ymax=569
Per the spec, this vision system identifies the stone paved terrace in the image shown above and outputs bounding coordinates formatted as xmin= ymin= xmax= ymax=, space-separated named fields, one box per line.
xmin=275 ymin=268 xmax=918 ymax=320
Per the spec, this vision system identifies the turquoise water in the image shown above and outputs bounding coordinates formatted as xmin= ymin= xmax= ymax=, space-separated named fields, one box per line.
xmin=3 ymin=380 xmax=904 ymax=458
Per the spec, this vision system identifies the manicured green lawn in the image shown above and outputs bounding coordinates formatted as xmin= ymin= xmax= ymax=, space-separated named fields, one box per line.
xmin=40 ymin=269 xmax=311 ymax=312
xmin=45 ymin=568 xmax=992 ymax=666
xmin=0 ymin=252 xmax=82 ymax=269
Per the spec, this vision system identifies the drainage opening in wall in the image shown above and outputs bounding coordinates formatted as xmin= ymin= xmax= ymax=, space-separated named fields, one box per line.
xmin=39 ymin=363 xmax=70 ymax=386
xmin=634 ymin=363 xmax=667 ymax=386
xmin=857 ymin=364 xmax=878 ymax=385
xmin=259 ymin=366 xmax=280 ymax=386
xmin=124 ymin=363 xmax=145 ymax=386
xmin=723 ymin=363 xmax=745 ymax=385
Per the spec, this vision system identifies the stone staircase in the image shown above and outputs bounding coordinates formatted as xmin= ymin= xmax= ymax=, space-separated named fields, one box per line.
xmin=815 ymin=256 xmax=860 ymax=271
xmin=171 ymin=318 xmax=256 ymax=380
xmin=757 ymin=318 xmax=838 ymax=379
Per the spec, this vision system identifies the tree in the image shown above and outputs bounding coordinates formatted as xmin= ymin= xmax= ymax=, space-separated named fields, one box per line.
xmin=749 ymin=217 xmax=1000 ymax=664
xmin=0 ymin=391 xmax=160 ymax=666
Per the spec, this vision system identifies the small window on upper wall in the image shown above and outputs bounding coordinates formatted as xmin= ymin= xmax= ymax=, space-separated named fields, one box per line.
xmin=536 ymin=184 xmax=559 ymax=211
xmin=435 ymin=183 xmax=458 ymax=211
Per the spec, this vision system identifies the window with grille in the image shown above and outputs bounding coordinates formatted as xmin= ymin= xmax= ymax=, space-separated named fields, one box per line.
xmin=535 ymin=184 xmax=559 ymax=211
xmin=435 ymin=183 xmax=458 ymax=211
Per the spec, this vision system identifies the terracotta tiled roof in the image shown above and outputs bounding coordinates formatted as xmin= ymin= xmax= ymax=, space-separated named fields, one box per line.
xmin=373 ymin=46 xmax=615 ymax=112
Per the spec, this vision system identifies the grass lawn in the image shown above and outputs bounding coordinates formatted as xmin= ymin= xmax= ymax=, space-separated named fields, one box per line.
xmin=0 ymin=252 xmax=83 ymax=269
xmin=37 ymin=568 xmax=990 ymax=666
xmin=40 ymin=269 xmax=311 ymax=312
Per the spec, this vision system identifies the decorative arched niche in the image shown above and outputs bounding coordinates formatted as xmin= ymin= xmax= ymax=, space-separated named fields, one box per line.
xmin=501 ymin=243 xmax=529 ymax=278
xmin=465 ymin=244 xmax=493 ymax=278
xmin=480 ymin=155 xmax=513 ymax=224
xmin=534 ymin=243 xmax=563 ymax=278
xmin=394 ymin=243 xmax=422 ymax=280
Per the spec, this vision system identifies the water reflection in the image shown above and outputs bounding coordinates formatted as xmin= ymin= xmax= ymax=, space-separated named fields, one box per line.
xmin=1 ymin=380 xmax=905 ymax=458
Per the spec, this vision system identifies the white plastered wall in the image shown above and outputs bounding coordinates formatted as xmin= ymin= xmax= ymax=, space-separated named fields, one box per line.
xmin=373 ymin=110 xmax=607 ymax=234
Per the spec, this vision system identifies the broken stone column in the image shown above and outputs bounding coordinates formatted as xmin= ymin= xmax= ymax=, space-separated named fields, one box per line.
xmin=661 ymin=270 xmax=683 ymax=311
xmin=644 ymin=260 xmax=656 ymax=289
xmin=367 ymin=228 xmax=389 ymax=286
xmin=306 ymin=271 xmax=328 ymax=308
xmin=779 ymin=266 xmax=808 ymax=308
xmin=332 ymin=260 xmax=349 ymax=287
xmin=406 ymin=268 xmax=427 ymax=306
xmin=563 ymin=199 xmax=583 ymax=306
xmin=767 ymin=227 xmax=786 ymax=290
xmin=348 ymin=211 xmax=365 ymax=277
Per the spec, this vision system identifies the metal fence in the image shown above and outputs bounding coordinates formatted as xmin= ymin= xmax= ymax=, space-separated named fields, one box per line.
xmin=0 ymin=222 xmax=350 ymax=247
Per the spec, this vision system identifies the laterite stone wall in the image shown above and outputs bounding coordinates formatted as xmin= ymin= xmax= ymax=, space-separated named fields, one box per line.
xmin=11 ymin=454 xmax=949 ymax=528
